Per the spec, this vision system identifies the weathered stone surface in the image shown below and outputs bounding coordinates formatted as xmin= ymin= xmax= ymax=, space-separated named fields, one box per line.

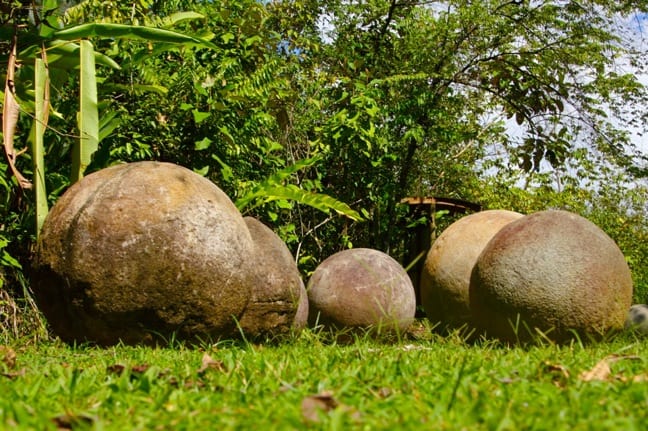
xmin=307 ymin=248 xmax=416 ymax=333
xmin=625 ymin=304 xmax=648 ymax=335
xmin=239 ymin=217 xmax=306 ymax=337
xmin=470 ymin=210 xmax=633 ymax=343
xmin=32 ymin=161 xmax=256 ymax=345
xmin=420 ymin=210 xmax=523 ymax=329
xmin=293 ymin=282 xmax=309 ymax=331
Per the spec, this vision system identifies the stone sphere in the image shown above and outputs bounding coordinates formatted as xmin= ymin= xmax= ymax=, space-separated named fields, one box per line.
xmin=420 ymin=210 xmax=523 ymax=329
xmin=240 ymin=217 xmax=306 ymax=336
xmin=307 ymin=248 xmax=416 ymax=333
xmin=470 ymin=210 xmax=633 ymax=343
xmin=625 ymin=304 xmax=648 ymax=335
xmin=33 ymin=162 xmax=258 ymax=345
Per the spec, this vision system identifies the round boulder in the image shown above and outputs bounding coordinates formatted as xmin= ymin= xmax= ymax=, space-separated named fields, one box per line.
xmin=625 ymin=304 xmax=648 ymax=335
xmin=33 ymin=161 xmax=258 ymax=345
xmin=307 ymin=248 xmax=416 ymax=333
xmin=420 ymin=210 xmax=523 ymax=329
xmin=470 ymin=210 xmax=633 ymax=343
xmin=240 ymin=217 xmax=306 ymax=337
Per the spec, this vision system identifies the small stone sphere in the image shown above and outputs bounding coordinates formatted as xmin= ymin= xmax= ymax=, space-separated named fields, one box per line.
xmin=307 ymin=248 xmax=416 ymax=333
xmin=470 ymin=210 xmax=633 ymax=343
xmin=420 ymin=210 xmax=523 ymax=329
xmin=33 ymin=161 xmax=257 ymax=345
xmin=625 ymin=304 xmax=648 ymax=335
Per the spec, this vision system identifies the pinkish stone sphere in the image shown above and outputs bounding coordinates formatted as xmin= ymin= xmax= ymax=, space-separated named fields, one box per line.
xmin=307 ymin=248 xmax=416 ymax=333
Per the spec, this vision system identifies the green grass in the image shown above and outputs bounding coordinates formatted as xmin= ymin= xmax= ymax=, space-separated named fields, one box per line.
xmin=1 ymin=325 xmax=647 ymax=430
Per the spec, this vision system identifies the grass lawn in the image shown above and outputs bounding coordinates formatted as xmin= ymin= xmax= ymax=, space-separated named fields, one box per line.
xmin=1 ymin=325 xmax=647 ymax=430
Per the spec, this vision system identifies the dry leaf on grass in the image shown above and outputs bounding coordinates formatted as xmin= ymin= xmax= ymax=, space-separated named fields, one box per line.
xmin=0 ymin=346 xmax=23 ymax=379
xmin=580 ymin=359 xmax=613 ymax=382
xmin=301 ymin=391 xmax=361 ymax=424
xmin=107 ymin=363 xmax=158 ymax=382
xmin=579 ymin=355 xmax=642 ymax=382
xmin=52 ymin=413 xmax=95 ymax=430
xmin=197 ymin=353 xmax=227 ymax=374
xmin=0 ymin=346 xmax=17 ymax=369
xmin=301 ymin=392 xmax=339 ymax=423
xmin=106 ymin=364 xmax=126 ymax=376
xmin=131 ymin=364 xmax=150 ymax=374
xmin=1 ymin=368 xmax=25 ymax=379
xmin=541 ymin=361 xmax=570 ymax=388
xmin=370 ymin=387 xmax=393 ymax=399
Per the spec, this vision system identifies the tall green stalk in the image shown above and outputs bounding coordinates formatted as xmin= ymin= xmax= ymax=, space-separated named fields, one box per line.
xmin=71 ymin=39 xmax=99 ymax=184
xmin=33 ymin=55 xmax=49 ymax=237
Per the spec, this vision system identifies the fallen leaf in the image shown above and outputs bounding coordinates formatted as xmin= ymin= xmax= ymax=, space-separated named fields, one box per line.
xmin=52 ymin=413 xmax=95 ymax=430
xmin=371 ymin=387 xmax=393 ymax=399
xmin=0 ymin=346 xmax=17 ymax=369
xmin=131 ymin=364 xmax=150 ymax=374
xmin=579 ymin=355 xmax=641 ymax=382
xmin=1 ymin=368 xmax=26 ymax=379
xmin=106 ymin=364 xmax=126 ymax=376
xmin=541 ymin=361 xmax=570 ymax=387
xmin=183 ymin=379 xmax=206 ymax=389
xmin=197 ymin=353 xmax=227 ymax=374
xmin=301 ymin=392 xmax=339 ymax=424
xmin=580 ymin=359 xmax=612 ymax=382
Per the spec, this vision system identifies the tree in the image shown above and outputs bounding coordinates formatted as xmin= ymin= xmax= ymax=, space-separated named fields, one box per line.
xmin=265 ymin=0 xmax=647 ymax=262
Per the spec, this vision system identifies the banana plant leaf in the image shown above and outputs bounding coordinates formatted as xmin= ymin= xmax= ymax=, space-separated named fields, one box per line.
xmin=52 ymin=23 xmax=218 ymax=50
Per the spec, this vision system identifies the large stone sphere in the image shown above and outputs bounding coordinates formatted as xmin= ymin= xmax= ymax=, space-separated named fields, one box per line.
xmin=470 ymin=210 xmax=633 ymax=342
xmin=32 ymin=161 xmax=290 ymax=345
xmin=307 ymin=248 xmax=416 ymax=333
xmin=240 ymin=217 xmax=306 ymax=336
xmin=420 ymin=210 xmax=523 ymax=329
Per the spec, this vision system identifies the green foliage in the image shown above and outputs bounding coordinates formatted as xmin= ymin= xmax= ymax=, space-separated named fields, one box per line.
xmin=235 ymin=157 xmax=364 ymax=222
xmin=53 ymin=22 xmax=218 ymax=49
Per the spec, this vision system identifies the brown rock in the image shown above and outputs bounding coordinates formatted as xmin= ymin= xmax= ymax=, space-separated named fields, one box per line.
xmin=420 ymin=210 xmax=523 ymax=329
xmin=239 ymin=217 xmax=306 ymax=337
xmin=307 ymin=248 xmax=416 ymax=333
xmin=470 ymin=210 xmax=633 ymax=343
xmin=293 ymin=281 xmax=309 ymax=331
xmin=32 ymin=162 xmax=255 ymax=345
